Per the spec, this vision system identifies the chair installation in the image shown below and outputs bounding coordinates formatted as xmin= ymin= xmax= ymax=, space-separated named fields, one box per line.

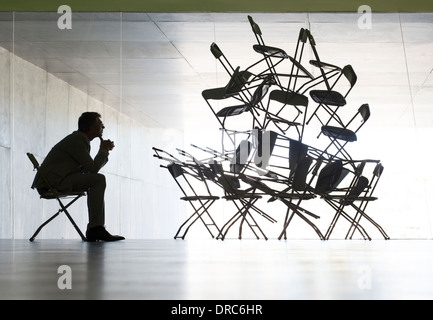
xmin=153 ymin=15 xmax=388 ymax=241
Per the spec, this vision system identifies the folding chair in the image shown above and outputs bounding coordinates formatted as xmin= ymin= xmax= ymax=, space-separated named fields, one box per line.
xmin=153 ymin=148 xmax=221 ymax=239
xmin=215 ymin=74 xmax=275 ymax=130
xmin=202 ymin=66 xmax=259 ymax=133
xmin=209 ymin=42 xmax=261 ymax=89
xmin=284 ymin=28 xmax=311 ymax=92
xmin=346 ymin=163 xmax=389 ymax=239
xmin=276 ymin=154 xmax=324 ymax=240
xmin=320 ymin=103 xmax=371 ymax=161
xmin=323 ymin=161 xmax=389 ymax=240
xmin=306 ymin=64 xmax=358 ymax=127
xmin=263 ymin=89 xmax=309 ymax=140
xmin=287 ymin=29 xmax=343 ymax=97
xmin=304 ymin=29 xmax=343 ymax=93
xmin=240 ymin=136 xmax=324 ymax=239
xmin=208 ymin=160 xmax=276 ymax=240
xmin=260 ymin=28 xmax=342 ymax=141
xmin=247 ymin=15 xmax=290 ymax=86
xmin=210 ymin=42 xmax=238 ymax=77
xmin=239 ymin=155 xmax=323 ymax=240
xmin=27 ymin=152 xmax=87 ymax=242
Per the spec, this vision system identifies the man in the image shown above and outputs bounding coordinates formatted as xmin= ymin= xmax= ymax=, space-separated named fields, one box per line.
xmin=34 ymin=112 xmax=124 ymax=242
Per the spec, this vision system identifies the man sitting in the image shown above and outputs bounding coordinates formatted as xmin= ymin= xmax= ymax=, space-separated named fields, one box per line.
xmin=33 ymin=112 xmax=124 ymax=242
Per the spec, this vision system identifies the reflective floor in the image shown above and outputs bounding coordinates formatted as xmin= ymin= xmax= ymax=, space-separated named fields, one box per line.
xmin=0 ymin=239 xmax=432 ymax=300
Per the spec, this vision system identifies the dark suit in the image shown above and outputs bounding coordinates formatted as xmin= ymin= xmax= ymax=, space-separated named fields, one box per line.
xmin=34 ymin=130 xmax=109 ymax=229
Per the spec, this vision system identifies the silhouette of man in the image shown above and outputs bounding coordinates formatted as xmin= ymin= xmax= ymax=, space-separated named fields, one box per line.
xmin=33 ymin=112 xmax=124 ymax=241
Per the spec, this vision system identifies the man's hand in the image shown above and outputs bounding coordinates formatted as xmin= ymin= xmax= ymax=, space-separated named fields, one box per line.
xmin=100 ymin=138 xmax=115 ymax=151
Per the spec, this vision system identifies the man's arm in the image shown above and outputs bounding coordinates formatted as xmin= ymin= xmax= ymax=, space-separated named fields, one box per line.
xmin=69 ymin=136 xmax=109 ymax=174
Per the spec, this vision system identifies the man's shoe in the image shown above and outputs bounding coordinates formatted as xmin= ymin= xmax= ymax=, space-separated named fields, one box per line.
xmin=86 ymin=226 xmax=125 ymax=242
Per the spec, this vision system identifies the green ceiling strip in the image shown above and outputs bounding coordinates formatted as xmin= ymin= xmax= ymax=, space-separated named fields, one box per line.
xmin=1 ymin=0 xmax=432 ymax=12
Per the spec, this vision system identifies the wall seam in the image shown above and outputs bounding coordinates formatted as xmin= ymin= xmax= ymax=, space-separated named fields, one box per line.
xmin=10 ymin=12 xmax=15 ymax=239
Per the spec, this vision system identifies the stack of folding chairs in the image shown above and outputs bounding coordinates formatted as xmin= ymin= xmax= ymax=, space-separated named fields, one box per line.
xmin=153 ymin=16 xmax=389 ymax=241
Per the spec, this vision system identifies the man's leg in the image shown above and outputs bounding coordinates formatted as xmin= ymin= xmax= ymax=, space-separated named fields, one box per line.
xmin=59 ymin=173 xmax=124 ymax=241
xmin=59 ymin=173 xmax=106 ymax=229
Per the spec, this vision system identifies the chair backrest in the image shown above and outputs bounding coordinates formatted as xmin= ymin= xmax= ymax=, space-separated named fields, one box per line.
xmin=345 ymin=176 xmax=369 ymax=205
xmin=314 ymin=160 xmax=344 ymax=195
xmin=230 ymin=140 xmax=252 ymax=174
xmin=342 ymin=65 xmax=357 ymax=88
xmin=269 ymin=89 xmax=309 ymax=107
xmin=27 ymin=152 xmax=40 ymax=170
xmin=305 ymin=29 xmax=332 ymax=90
xmin=208 ymin=160 xmax=241 ymax=194
xmin=292 ymin=156 xmax=313 ymax=191
xmin=224 ymin=66 xmax=254 ymax=97
xmin=202 ymin=87 xmax=226 ymax=101
xmin=287 ymin=28 xmax=311 ymax=89
xmin=298 ymin=28 xmax=308 ymax=43
xmin=28 ymin=153 xmax=42 ymax=190
xmin=254 ymin=130 xmax=278 ymax=169
xmin=167 ymin=162 xmax=216 ymax=198
xmin=167 ymin=162 xmax=184 ymax=179
xmin=288 ymin=56 xmax=314 ymax=80
xmin=373 ymin=163 xmax=384 ymax=178
xmin=27 ymin=152 xmax=60 ymax=194
xmin=210 ymin=42 xmax=223 ymax=59
xmin=248 ymin=15 xmax=262 ymax=37
xmin=359 ymin=103 xmax=371 ymax=122
xmin=288 ymin=139 xmax=309 ymax=172
xmin=250 ymin=75 xmax=275 ymax=107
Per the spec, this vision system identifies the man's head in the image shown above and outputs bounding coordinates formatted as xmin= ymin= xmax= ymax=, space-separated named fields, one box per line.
xmin=78 ymin=112 xmax=105 ymax=140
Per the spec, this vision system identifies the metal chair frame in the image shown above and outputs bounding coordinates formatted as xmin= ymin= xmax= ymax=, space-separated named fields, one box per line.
xmin=27 ymin=152 xmax=87 ymax=242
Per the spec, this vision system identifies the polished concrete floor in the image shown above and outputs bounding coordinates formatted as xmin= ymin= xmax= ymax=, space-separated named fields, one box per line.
xmin=0 ymin=239 xmax=432 ymax=300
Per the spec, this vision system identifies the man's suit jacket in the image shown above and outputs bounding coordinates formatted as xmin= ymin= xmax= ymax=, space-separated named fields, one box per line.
xmin=33 ymin=130 xmax=109 ymax=190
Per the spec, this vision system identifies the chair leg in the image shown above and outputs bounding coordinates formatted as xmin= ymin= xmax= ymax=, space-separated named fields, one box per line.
xmin=30 ymin=194 xmax=87 ymax=242
xmin=323 ymin=200 xmax=370 ymax=240
xmin=278 ymin=199 xmax=323 ymax=240
xmin=347 ymin=203 xmax=390 ymax=240
xmin=30 ymin=196 xmax=86 ymax=242
xmin=174 ymin=199 xmax=220 ymax=240
xmin=62 ymin=209 xmax=87 ymax=241
xmin=238 ymin=198 xmax=266 ymax=240
xmin=217 ymin=205 xmax=243 ymax=240
xmin=29 ymin=211 xmax=61 ymax=242
xmin=56 ymin=196 xmax=87 ymax=241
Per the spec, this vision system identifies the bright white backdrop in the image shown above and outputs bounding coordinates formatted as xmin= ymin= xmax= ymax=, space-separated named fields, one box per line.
xmin=0 ymin=11 xmax=432 ymax=239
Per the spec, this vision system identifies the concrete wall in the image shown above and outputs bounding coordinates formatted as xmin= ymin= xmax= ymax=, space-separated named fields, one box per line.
xmin=0 ymin=47 xmax=186 ymax=239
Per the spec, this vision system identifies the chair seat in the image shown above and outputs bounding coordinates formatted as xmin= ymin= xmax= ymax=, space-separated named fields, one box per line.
xmin=270 ymin=90 xmax=308 ymax=106
xmin=321 ymin=194 xmax=378 ymax=204
xmin=266 ymin=115 xmax=301 ymax=126
xmin=217 ymin=105 xmax=250 ymax=117
xmin=253 ymin=44 xmax=289 ymax=59
xmin=223 ymin=194 xmax=262 ymax=200
xmin=310 ymin=90 xmax=346 ymax=106
xmin=40 ymin=190 xmax=85 ymax=200
xmin=181 ymin=196 xmax=219 ymax=201
xmin=276 ymin=193 xmax=316 ymax=200
xmin=321 ymin=126 xmax=357 ymax=142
